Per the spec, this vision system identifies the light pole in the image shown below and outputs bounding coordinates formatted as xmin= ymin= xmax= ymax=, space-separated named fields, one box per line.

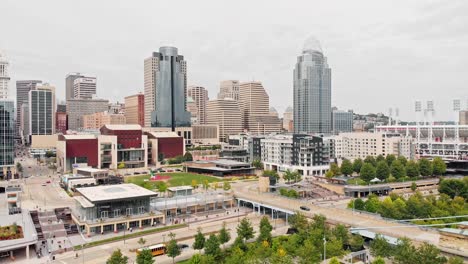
xmin=123 ymin=223 xmax=127 ymax=244
xmin=78 ymin=227 xmax=91 ymax=264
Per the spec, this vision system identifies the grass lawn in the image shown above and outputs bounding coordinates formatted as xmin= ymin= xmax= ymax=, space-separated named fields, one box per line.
xmin=125 ymin=172 xmax=221 ymax=188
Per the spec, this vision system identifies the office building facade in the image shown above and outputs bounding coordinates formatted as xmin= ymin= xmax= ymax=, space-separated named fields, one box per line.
xmin=332 ymin=109 xmax=353 ymax=134
xmin=187 ymin=86 xmax=208 ymax=125
xmin=65 ymin=73 xmax=84 ymax=100
xmin=125 ymin=93 xmax=144 ymax=126
xmin=0 ymin=100 xmax=15 ymax=179
xmin=66 ymin=98 xmax=109 ymax=130
xmin=218 ymin=80 xmax=239 ymax=100
xmin=29 ymin=84 xmax=56 ymax=138
xmin=206 ymin=99 xmax=243 ymax=142
xmin=82 ymin=111 xmax=126 ymax=129
xmin=74 ymin=77 xmax=97 ymax=99
xmin=16 ymin=80 xmax=42 ymax=137
xmin=460 ymin=110 xmax=468 ymax=125
xmin=145 ymin=47 xmax=190 ymax=129
xmin=283 ymin=106 xmax=294 ymax=132
xmin=293 ymin=37 xmax=332 ymax=134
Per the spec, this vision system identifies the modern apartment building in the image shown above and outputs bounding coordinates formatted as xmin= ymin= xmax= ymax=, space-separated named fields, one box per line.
xmin=145 ymin=47 xmax=190 ymax=129
xmin=293 ymin=37 xmax=332 ymax=134
xmin=16 ymin=80 xmax=42 ymax=137
xmin=261 ymin=134 xmax=334 ymax=177
xmin=0 ymin=52 xmax=9 ymax=99
xmin=187 ymin=86 xmax=208 ymax=125
xmin=73 ymin=77 xmax=97 ymax=99
xmin=82 ymin=111 xmax=126 ymax=129
xmin=334 ymin=132 xmax=414 ymax=161
xmin=332 ymin=109 xmax=353 ymax=134
xmin=124 ymin=93 xmax=144 ymax=126
xmin=0 ymin=100 xmax=15 ymax=179
xmin=238 ymin=81 xmax=282 ymax=134
xmin=28 ymin=84 xmax=56 ymax=139
xmin=218 ymin=80 xmax=239 ymax=100
xmin=206 ymin=99 xmax=243 ymax=142
xmin=66 ymin=98 xmax=109 ymax=130
xmin=65 ymin=73 xmax=84 ymax=100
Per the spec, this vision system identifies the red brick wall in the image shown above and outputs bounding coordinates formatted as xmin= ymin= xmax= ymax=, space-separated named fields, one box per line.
xmin=158 ymin=137 xmax=184 ymax=158
xmin=100 ymin=127 xmax=142 ymax=149
xmin=66 ymin=139 xmax=98 ymax=167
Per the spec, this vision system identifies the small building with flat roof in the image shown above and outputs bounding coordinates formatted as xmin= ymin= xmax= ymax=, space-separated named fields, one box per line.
xmin=168 ymin=186 xmax=193 ymax=197
xmin=184 ymin=159 xmax=255 ymax=177
xmin=71 ymin=183 xmax=164 ymax=236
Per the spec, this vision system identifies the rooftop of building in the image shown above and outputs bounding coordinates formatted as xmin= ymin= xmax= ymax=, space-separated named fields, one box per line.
xmin=76 ymin=183 xmax=156 ymax=203
xmin=102 ymin=124 xmax=142 ymax=130
xmin=61 ymin=134 xmax=96 ymax=140
xmin=168 ymin=186 xmax=193 ymax=192
xmin=146 ymin=131 xmax=180 ymax=138
xmin=76 ymin=167 xmax=108 ymax=173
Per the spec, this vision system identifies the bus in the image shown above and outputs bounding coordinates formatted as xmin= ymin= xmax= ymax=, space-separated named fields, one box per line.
xmin=136 ymin=243 xmax=166 ymax=257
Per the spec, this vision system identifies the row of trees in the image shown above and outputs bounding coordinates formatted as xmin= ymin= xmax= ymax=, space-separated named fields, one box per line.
xmin=348 ymin=192 xmax=467 ymax=223
xmin=330 ymin=154 xmax=446 ymax=183
xmin=279 ymin=188 xmax=299 ymax=198
xmin=439 ymin=177 xmax=468 ymax=199
xmin=107 ymin=213 xmax=463 ymax=264
xmin=165 ymin=152 xmax=193 ymax=165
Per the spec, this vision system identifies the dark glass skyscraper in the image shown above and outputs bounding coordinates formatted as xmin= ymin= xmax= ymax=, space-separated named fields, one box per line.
xmin=0 ymin=100 xmax=15 ymax=179
xmin=293 ymin=37 xmax=331 ymax=134
xmin=150 ymin=47 xmax=191 ymax=130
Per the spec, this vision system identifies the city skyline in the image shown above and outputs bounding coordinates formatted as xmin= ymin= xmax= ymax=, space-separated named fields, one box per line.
xmin=1 ymin=1 xmax=468 ymax=121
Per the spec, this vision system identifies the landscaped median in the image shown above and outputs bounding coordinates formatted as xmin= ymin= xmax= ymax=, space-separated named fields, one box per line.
xmin=73 ymin=224 xmax=188 ymax=250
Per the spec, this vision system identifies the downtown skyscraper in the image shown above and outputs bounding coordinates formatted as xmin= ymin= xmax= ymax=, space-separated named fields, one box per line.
xmin=0 ymin=51 xmax=15 ymax=179
xmin=293 ymin=37 xmax=332 ymax=134
xmin=144 ymin=47 xmax=190 ymax=130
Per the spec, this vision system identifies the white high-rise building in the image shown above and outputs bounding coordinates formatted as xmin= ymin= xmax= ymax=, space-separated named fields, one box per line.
xmin=218 ymin=80 xmax=240 ymax=100
xmin=0 ymin=51 xmax=9 ymax=99
xmin=73 ymin=77 xmax=97 ymax=99
xmin=187 ymin=86 xmax=209 ymax=125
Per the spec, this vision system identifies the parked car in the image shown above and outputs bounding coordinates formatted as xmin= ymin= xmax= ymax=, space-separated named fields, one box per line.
xmin=177 ymin=244 xmax=189 ymax=250
xmin=299 ymin=206 xmax=310 ymax=211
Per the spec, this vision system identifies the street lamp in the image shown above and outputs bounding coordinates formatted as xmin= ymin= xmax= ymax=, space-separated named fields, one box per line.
xmin=78 ymin=227 xmax=91 ymax=264
xmin=323 ymin=235 xmax=327 ymax=262
xmin=123 ymin=223 xmax=127 ymax=244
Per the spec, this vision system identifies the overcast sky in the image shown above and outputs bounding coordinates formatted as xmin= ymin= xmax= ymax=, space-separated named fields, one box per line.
xmin=2 ymin=0 xmax=467 ymax=121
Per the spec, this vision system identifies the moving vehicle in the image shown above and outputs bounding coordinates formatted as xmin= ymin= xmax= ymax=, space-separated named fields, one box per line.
xmin=136 ymin=243 xmax=166 ymax=257
xmin=299 ymin=206 xmax=310 ymax=211
xmin=177 ymin=244 xmax=189 ymax=250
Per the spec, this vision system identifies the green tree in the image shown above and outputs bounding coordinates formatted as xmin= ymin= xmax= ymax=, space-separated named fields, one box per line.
xmin=252 ymin=159 xmax=263 ymax=170
xmin=329 ymin=257 xmax=340 ymax=264
xmin=411 ymin=182 xmax=417 ymax=192
xmin=364 ymin=156 xmax=377 ymax=166
xmin=349 ymin=234 xmax=364 ymax=252
xmin=439 ymin=179 xmax=467 ymax=199
xmin=348 ymin=198 xmax=365 ymax=210
xmin=376 ymin=160 xmax=390 ymax=181
xmin=370 ymin=234 xmax=393 ymax=258
xmin=405 ymin=160 xmax=420 ymax=178
xmin=393 ymin=238 xmax=416 ymax=264
xmin=390 ymin=159 xmax=406 ymax=179
xmin=353 ymin=158 xmax=363 ymax=174
xmin=16 ymin=162 xmax=23 ymax=173
xmin=291 ymin=170 xmax=302 ymax=183
xmin=288 ymin=212 xmax=308 ymax=231
xmin=191 ymin=179 xmax=198 ymax=189
xmin=283 ymin=170 xmax=294 ymax=183
xmin=415 ymin=242 xmax=446 ymax=264
xmin=325 ymin=170 xmax=334 ymax=179
xmin=237 ymin=218 xmax=255 ymax=241
xmin=330 ymin=162 xmax=341 ymax=176
xmin=364 ymin=195 xmax=381 ymax=213
xmin=137 ymin=237 xmax=146 ymax=247
xmin=263 ymin=170 xmax=279 ymax=179
xmin=447 ymin=257 xmax=464 ymax=264
xmin=136 ymin=249 xmax=154 ymax=264
xmin=202 ymin=180 xmax=210 ymax=190
xmin=218 ymin=222 xmax=231 ymax=249
xmin=204 ymin=234 xmax=221 ymax=258
xmin=189 ymin=254 xmax=202 ymax=264
xmin=385 ymin=154 xmax=396 ymax=166
xmin=257 ymin=216 xmax=273 ymax=244
xmin=106 ymin=249 xmax=128 ymax=264
xmin=397 ymin=156 xmax=408 ymax=166
xmin=156 ymin=181 xmax=168 ymax=194
xmin=223 ymin=181 xmax=231 ymax=191
xmin=117 ymin=161 xmax=126 ymax=169
xmin=183 ymin=152 xmax=193 ymax=161
xmin=372 ymin=256 xmax=386 ymax=264
xmin=378 ymin=197 xmax=395 ymax=218
xmin=193 ymin=227 xmax=206 ymax=253
xmin=418 ymin=158 xmax=433 ymax=177
xmin=376 ymin=155 xmax=385 ymax=163
xmin=166 ymin=233 xmax=181 ymax=264
xmin=340 ymin=159 xmax=353 ymax=176
xmin=360 ymin=162 xmax=376 ymax=182
xmin=432 ymin=157 xmax=446 ymax=175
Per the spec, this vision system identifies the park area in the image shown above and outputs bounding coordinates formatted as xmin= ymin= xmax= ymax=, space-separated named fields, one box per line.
xmin=125 ymin=172 xmax=222 ymax=190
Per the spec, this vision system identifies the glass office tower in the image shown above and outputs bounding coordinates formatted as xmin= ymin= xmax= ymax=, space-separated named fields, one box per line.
xmin=150 ymin=46 xmax=191 ymax=130
xmin=293 ymin=37 xmax=332 ymax=134
xmin=0 ymin=100 xmax=15 ymax=179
